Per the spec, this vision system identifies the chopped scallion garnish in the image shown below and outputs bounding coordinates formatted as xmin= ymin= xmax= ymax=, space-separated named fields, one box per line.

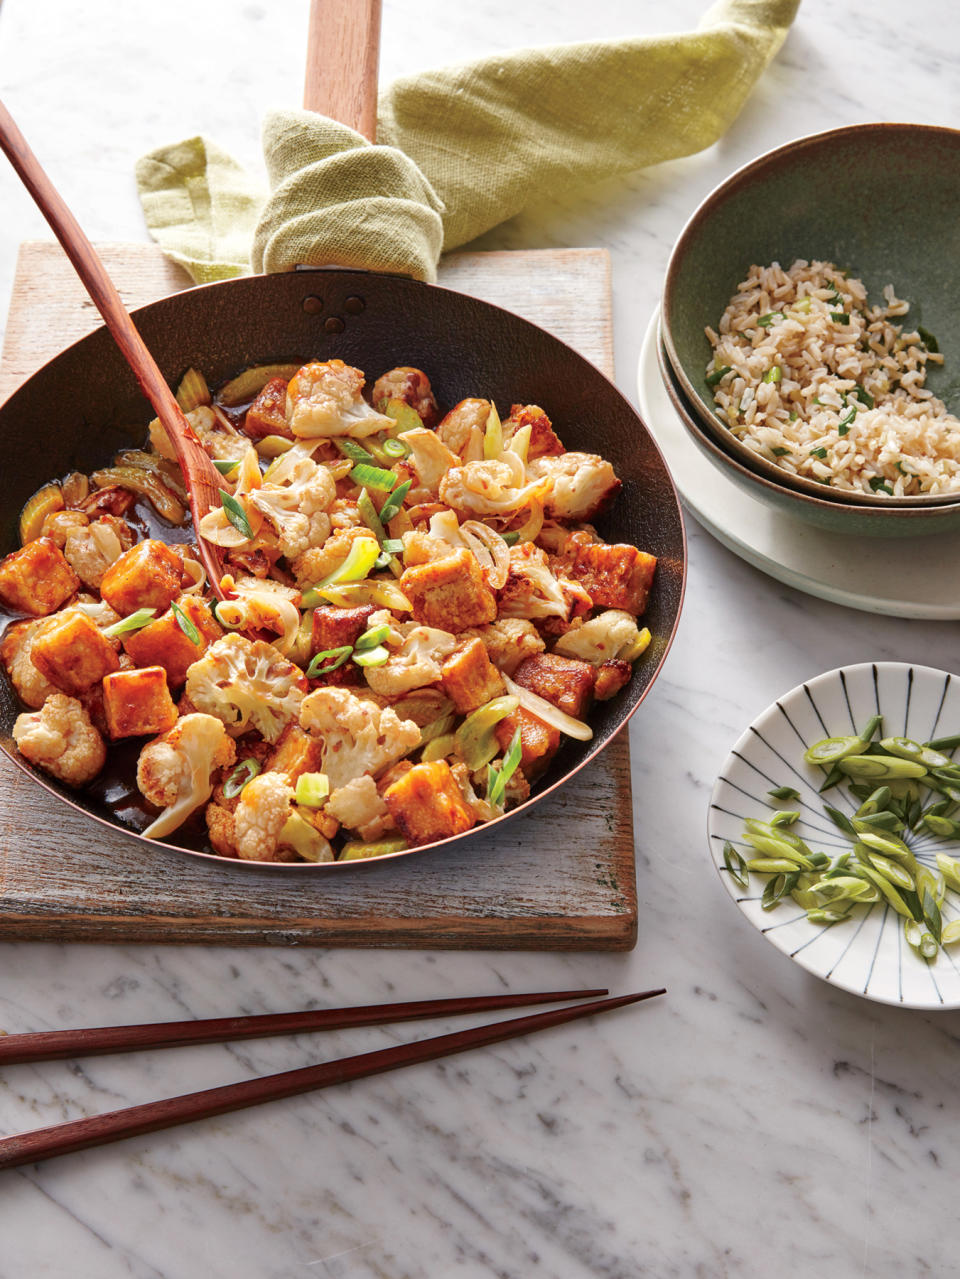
xmin=706 ymin=364 xmax=732 ymax=387
xmin=212 ymin=458 xmax=239 ymax=475
xmin=170 ymin=600 xmax=201 ymax=645
xmin=854 ymin=385 xmax=874 ymax=409
xmin=223 ymin=757 xmax=261 ymax=799
xmin=219 ymin=489 xmax=253 ymax=539
xmin=869 ymin=476 xmax=893 ymax=494
xmin=294 ymin=772 xmax=330 ymax=808
xmin=378 ymin=479 xmax=412 ymax=523
xmin=487 ymin=726 xmax=523 ymax=809
xmin=306 ymin=646 xmax=353 ymax=677
xmin=771 ymin=446 xmax=791 ymax=457
xmin=102 ymin=607 xmax=156 ymax=638
xmin=830 ymin=311 xmax=849 ymax=324
xmin=757 ymin=312 xmax=783 ymax=328
xmin=762 ymin=365 xmax=782 ymax=384
xmin=351 ymin=644 xmax=390 ymax=668
xmin=354 ymin=624 xmax=392 ymax=652
xmin=350 ymin=462 xmax=397 ymax=492
xmin=334 ymin=439 xmax=377 ymax=465
xmin=381 ymin=436 xmax=410 ymax=458
xmin=500 ymin=530 xmax=520 ymax=546
xmin=917 ymin=326 xmax=940 ymax=353
xmin=810 ymin=447 xmax=828 ymax=459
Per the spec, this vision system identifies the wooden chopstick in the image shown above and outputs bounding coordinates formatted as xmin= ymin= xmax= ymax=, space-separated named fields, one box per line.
xmin=0 ymin=989 xmax=665 ymax=1170
xmin=0 ymin=988 xmax=609 ymax=1066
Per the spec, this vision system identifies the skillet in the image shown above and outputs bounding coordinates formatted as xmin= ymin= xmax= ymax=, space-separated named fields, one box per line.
xmin=0 ymin=267 xmax=685 ymax=869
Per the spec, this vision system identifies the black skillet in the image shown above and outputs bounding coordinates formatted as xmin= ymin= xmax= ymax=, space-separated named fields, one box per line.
xmin=0 ymin=1 xmax=686 ymax=870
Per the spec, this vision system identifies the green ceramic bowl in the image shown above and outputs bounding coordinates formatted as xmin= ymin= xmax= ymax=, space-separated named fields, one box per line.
xmin=655 ymin=330 xmax=960 ymax=537
xmin=662 ymin=123 xmax=960 ymax=514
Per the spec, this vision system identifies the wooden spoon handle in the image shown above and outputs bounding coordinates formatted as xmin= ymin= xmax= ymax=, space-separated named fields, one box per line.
xmin=303 ymin=0 xmax=382 ymax=139
xmin=0 ymin=97 xmax=226 ymax=595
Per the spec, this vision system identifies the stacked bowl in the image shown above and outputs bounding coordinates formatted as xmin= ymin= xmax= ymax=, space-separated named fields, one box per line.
xmin=659 ymin=123 xmax=960 ymax=537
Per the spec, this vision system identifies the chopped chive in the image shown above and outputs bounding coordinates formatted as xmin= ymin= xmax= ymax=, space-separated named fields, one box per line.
xmin=706 ymin=364 xmax=733 ymax=387
xmin=869 ymin=476 xmax=893 ymax=495
xmin=223 ymin=757 xmax=261 ymax=799
xmin=830 ymin=311 xmax=849 ymax=324
xmin=788 ymin=410 xmax=798 ymax=422
xmin=102 ymin=607 xmax=157 ymax=638
xmin=722 ymin=840 xmax=749 ymax=890
xmin=351 ymin=643 xmax=390 ymax=668
xmin=378 ymin=479 xmax=412 ymax=523
xmin=810 ymin=447 xmax=828 ymax=459
xmin=768 ymin=785 xmax=800 ymax=800
xmin=349 ymin=462 xmax=397 ymax=492
xmin=762 ymin=365 xmax=782 ymax=384
xmin=771 ymin=446 xmax=791 ymax=457
xmin=219 ymin=489 xmax=253 ymax=539
xmin=306 ymin=645 xmax=353 ymax=677
xmin=500 ymin=530 xmax=521 ymax=546
xmin=170 ymin=600 xmax=201 ymax=645
xmin=212 ymin=458 xmax=239 ymax=475
xmin=917 ymin=326 xmax=939 ymax=353
xmin=837 ymin=407 xmax=856 ymax=437
xmin=757 ymin=312 xmax=783 ymax=328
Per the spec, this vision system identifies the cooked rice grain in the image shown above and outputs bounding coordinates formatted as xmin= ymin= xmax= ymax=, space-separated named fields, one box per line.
xmin=706 ymin=260 xmax=960 ymax=496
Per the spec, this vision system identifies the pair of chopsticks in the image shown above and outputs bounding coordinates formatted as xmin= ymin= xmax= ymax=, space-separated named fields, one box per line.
xmin=0 ymin=986 xmax=664 ymax=1170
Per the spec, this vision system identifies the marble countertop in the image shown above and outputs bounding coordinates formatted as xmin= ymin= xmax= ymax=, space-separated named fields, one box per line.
xmin=2 ymin=2 xmax=959 ymax=1275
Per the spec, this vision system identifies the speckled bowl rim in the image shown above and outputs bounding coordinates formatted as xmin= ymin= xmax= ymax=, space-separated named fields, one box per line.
xmin=661 ymin=122 xmax=960 ymax=509
xmin=654 ymin=324 xmax=960 ymax=533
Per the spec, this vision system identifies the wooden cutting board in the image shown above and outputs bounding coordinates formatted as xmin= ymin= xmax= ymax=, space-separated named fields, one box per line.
xmin=0 ymin=241 xmax=637 ymax=950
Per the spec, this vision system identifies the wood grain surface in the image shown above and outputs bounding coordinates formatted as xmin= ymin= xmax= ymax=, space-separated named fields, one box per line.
xmin=0 ymin=241 xmax=637 ymax=950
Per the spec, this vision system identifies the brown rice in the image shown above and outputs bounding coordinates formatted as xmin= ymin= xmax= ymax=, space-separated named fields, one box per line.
xmin=705 ymin=260 xmax=960 ymax=496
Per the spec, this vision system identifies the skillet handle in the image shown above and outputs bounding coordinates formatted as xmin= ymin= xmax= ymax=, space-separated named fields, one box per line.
xmin=303 ymin=0 xmax=382 ymax=141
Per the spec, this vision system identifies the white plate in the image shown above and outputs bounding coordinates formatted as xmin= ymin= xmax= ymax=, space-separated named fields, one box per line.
xmin=636 ymin=310 xmax=960 ymax=618
xmin=709 ymin=662 xmax=960 ymax=1009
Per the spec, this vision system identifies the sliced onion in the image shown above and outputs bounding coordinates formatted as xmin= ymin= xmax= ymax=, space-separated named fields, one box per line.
xmin=89 ymin=521 xmax=124 ymax=565
xmin=510 ymin=497 xmax=544 ymax=545
xmin=180 ymin=556 xmax=207 ymax=594
xmin=460 ymin=520 xmax=509 ymax=589
xmin=498 ymin=449 xmax=526 ymax=487
xmin=502 ymin=673 xmax=593 ymax=741
xmin=198 ymin=507 xmax=253 ymax=548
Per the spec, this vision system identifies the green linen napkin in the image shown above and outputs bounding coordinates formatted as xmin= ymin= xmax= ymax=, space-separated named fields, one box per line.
xmin=136 ymin=0 xmax=799 ymax=285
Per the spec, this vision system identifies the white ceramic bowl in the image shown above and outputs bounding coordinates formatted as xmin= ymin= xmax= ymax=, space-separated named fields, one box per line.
xmin=709 ymin=661 xmax=960 ymax=1009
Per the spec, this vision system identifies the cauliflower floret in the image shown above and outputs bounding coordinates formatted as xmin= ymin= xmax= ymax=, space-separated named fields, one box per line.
xmin=372 ymin=366 xmax=440 ymax=428
xmin=248 ymin=456 xmax=336 ymax=560
xmin=398 ymin=428 xmax=460 ymax=496
xmin=290 ymin=527 xmax=377 ymax=589
xmin=234 ymin=771 xmax=294 ymax=861
xmin=552 ymin=609 xmax=644 ymax=665
xmin=286 ymin=359 xmax=392 ymax=439
xmin=527 ymin=452 xmax=621 ymax=521
xmin=325 ymin=774 xmax=392 ymax=839
xmin=299 ymin=686 xmax=420 ymax=790
xmin=438 ymin=458 xmax=548 ymax=518
xmin=137 ymin=712 xmax=237 ymax=839
xmin=150 ymin=405 xmax=249 ymax=464
xmin=1 ymin=618 xmax=59 ymax=708
xmin=436 ymin=399 xmax=489 ymax=461
xmin=185 ymin=634 xmax=307 ymax=743
xmin=498 ymin=544 xmax=574 ymax=621
xmin=13 ymin=692 xmax=106 ymax=785
xmin=460 ymin=619 xmax=546 ymax=676
xmin=363 ymin=623 xmax=458 ymax=696
xmin=217 ymin=575 xmax=303 ymax=655
xmin=63 ymin=516 xmax=130 ymax=589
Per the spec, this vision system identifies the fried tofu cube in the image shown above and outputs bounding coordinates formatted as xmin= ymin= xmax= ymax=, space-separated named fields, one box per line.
xmin=383 ymin=760 xmax=476 ymax=847
xmin=495 ymin=709 xmax=561 ymax=780
xmin=400 ymin=549 xmax=496 ymax=631
xmin=441 ymin=637 xmax=505 ymax=714
xmin=102 ymin=666 xmax=178 ymax=739
xmin=512 ymin=652 xmax=594 ymax=719
xmin=265 ymin=723 xmax=325 ymax=782
xmin=99 ymin=539 xmax=183 ymax=615
xmin=593 ymin=658 xmax=633 ymax=701
xmin=565 ymin=542 xmax=657 ymax=616
xmin=122 ymin=595 xmax=222 ymax=687
xmin=244 ymin=377 xmax=293 ymax=440
xmin=30 ymin=609 xmax=120 ymax=694
xmin=0 ymin=538 xmax=80 ymax=616
xmin=504 ymin=404 xmax=565 ymax=459
xmin=309 ymin=604 xmax=376 ymax=686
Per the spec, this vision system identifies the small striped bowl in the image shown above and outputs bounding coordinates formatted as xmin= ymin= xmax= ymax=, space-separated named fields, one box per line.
xmin=709 ymin=662 xmax=960 ymax=1009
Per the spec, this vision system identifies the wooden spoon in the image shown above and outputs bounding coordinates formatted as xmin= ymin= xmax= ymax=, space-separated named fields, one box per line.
xmin=303 ymin=0 xmax=382 ymax=138
xmin=0 ymin=99 xmax=228 ymax=599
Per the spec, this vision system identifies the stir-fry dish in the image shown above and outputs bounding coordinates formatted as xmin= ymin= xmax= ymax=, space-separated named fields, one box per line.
xmin=0 ymin=360 xmax=656 ymax=862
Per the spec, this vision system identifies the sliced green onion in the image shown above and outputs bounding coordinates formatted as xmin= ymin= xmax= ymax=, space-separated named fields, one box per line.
xmin=102 ymin=607 xmax=156 ymax=638
xmin=924 ymin=888 xmax=943 ymax=944
xmin=500 ymin=530 xmax=521 ymax=545
xmin=373 ymin=550 xmax=393 ymax=571
xmin=212 ymin=458 xmax=239 ymax=475
xmin=487 ymin=726 xmax=523 ymax=809
xmin=420 ymin=713 xmax=456 ymax=745
xmin=706 ymin=365 xmax=732 ymax=387
xmin=306 ymin=646 xmax=353 ymax=677
xmin=927 ymin=733 xmax=960 ymax=752
xmin=769 ymin=785 xmax=800 ymax=800
xmin=769 ymin=810 xmax=800 ymax=828
xmin=349 ymin=463 xmax=396 ymax=492
xmin=810 ymin=447 xmax=828 ymax=459
xmin=830 ymin=311 xmax=849 ymax=324
xmin=170 ymin=600 xmax=201 ymax=645
xmin=357 ymin=488 xmax=387 ymax=543
xmin=334 ymin=438 xmax=377 ymax=464
xmin=941 ymin=919 xmax=960 ymax=946
xmin=722 ymin=840 xmax=749 ymax=890
xmin=771 ymin=446 xmax=791 ymax=457
xmin=923 ymin=814 xmax=960 ymax=839
xmin=378 ymin=479 xmax=412 ymax=524
xmin=219 ymin=489 xmax=253 ymax=539
xmin=294 ymin=772 xmax=330 ymax=808
xmin=805 ymin=735 xmax=870 ymax=766
xmin=351 ymin=644 xmax=390 ymax=668
xmin=854 ymin=385 xmax=874 ymax=409
xmin=316 ymin=537 xmax=381 ymax=588
xmin=382 ymin=538 xmax=404 ymax=554
xmin=762 ymin=365 xmax=782 ymax=384
xmin=917 ymin=325 xmax=939 ymax=353
xmin=354 ymin=624 xmax=392 ymax=652
xmin=757 ymin=312 xmax=783 ymax=328
xmin=869 ymin=476 xmax=893 ymax=495
xmin=381 ymin=436 xmax=410 ymax=458
xmin=339 ymin=837 xmax=407 ymax=861
xmin=880 ymin=737 xmax=951 ymax=770
xmin=455 ymin=695 xmax=519 ymax=771
xmin=483 ymin=403 xmax=503 ymax=460
xmin=223 ymin=757 xmax=261 ymax=799
xmin=837 ymin=407 xmax=856 ymax=437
